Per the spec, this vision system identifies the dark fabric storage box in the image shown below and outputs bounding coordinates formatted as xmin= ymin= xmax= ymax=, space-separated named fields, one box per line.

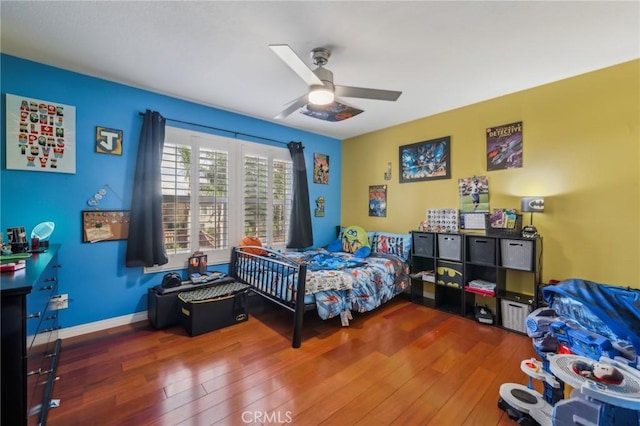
xmin=178 ymin=282 xmax=250 ymax=337
xmin=436 ymin=260 xmax=463 ymax=288
xmin=148 ymin=287 xmax=183 ymax=329
xmin=413 ymin=232 xmax=435 ymax=257
xmin=467 ymin=236 xmax=496 ymax=265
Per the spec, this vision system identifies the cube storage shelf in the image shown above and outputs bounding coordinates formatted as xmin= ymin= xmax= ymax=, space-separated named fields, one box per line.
xmin=409 ymin=231 xmax=541 ymax=334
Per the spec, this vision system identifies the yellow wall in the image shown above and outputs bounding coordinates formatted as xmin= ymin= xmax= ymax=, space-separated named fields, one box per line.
xmin=342 ymin=60 xmax=639 ymax=288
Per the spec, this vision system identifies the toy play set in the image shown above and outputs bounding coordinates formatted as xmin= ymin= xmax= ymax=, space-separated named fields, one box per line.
xmin=498 ymin=279 xmax=640 ymax=426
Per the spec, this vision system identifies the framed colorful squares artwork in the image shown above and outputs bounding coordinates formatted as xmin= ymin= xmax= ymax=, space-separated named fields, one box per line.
xmin=5 ymin=94 xmax=76 ymax=174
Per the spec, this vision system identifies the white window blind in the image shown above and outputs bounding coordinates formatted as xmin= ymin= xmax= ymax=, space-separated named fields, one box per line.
xmin=147 ymin=126 xmax=292 ymax=273
xmin=161 ymin=143 xmax=192 ymax=255
xmin=243 ymin=155 xmax=268 ymax=241
xmin=272 ymin=159 xmax=293 ymax=245
xmin=198 ymin=147 xmax=229 ymax=251
xmin=243 ymin=155 xmax=293 ymax=246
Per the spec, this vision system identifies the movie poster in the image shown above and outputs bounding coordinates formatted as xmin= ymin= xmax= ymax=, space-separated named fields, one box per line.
xmin=313 ymin=153 xmax=329 ymax=184
xmin=486 ymin=121 xmax=523 ymax=171
xmin=5 ymin=94 xmax=76 ymax=174
xmin=369 ymin=185 xmax=387 ymax=217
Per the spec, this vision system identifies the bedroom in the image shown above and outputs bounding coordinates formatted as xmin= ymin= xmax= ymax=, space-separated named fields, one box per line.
xmin=1 ymin=1 xmax=639 ymax=425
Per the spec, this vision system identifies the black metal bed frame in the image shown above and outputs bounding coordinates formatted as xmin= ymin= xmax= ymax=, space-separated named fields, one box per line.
xmin=229 ymin=246 xmax=310 ymax=348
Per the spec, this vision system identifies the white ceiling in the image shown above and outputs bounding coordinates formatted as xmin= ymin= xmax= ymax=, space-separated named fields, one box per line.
xmin=2 ymin=1 xmax=638 ymax=140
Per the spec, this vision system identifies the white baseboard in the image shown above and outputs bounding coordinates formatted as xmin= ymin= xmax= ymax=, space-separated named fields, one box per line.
xmin=58 ymin=311 xmax=148 ymax=340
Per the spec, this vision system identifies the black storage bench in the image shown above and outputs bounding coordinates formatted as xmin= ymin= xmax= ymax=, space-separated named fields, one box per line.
xmin=147 ymin=276 xmax=236 ymax=329
xmin=178 ymin=281 xmax=250 ymax=337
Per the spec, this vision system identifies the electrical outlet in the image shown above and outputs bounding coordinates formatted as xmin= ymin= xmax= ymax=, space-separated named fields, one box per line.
xmin=49 ymin=294 xmax=68 ymax=310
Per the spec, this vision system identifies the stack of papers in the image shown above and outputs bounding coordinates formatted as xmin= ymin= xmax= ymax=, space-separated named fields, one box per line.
xmin=410 ymin=270 xmax=435 ymax=283
xmin=422 ymin=270 xmax=435 ymax=282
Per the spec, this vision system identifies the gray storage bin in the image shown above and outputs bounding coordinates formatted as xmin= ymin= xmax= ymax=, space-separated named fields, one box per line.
xmin=500 ymin=239 xmax=534 ymax=271
xmin=437 ymin=234 xmax=462 ymax=261
xmin=413 ymin=232 xmax=435 ymax=257
xmin=467 ymin=236 xmax=496 ymax=265
xmin=501 ymin=299 xmax=531 ymax=333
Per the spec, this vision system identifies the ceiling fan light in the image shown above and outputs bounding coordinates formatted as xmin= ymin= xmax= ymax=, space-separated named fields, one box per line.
xmin=308 ymin=85 xmax=334 ymax=105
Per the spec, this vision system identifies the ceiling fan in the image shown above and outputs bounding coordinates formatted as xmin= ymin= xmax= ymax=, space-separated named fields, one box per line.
xmin=269 ymin=44 xmax=402 ymax=120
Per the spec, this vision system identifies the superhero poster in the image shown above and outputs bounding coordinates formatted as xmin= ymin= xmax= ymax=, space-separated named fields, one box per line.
xmin=486 ymin=121 xmax=523 ymax=171
xmin=313 ymin=153 xmax=329 ymax=184
xmin=399 ymin=136 xmax=451 ymax=183
xmin=5 ymin=94 xmax=76 ymax=174
xmin=369 ymin=185 xmax=387 ymax=217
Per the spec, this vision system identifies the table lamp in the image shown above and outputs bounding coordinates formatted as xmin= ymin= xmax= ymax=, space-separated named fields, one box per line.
xmin=520 ymin=197 xmax=544 ymax=238
xmin=31 ymin=221 xmax=55 ymax=250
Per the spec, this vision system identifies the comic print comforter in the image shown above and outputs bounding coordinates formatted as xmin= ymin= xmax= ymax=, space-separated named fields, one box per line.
xmin=282 ymin=249 xmax=410 ymax=320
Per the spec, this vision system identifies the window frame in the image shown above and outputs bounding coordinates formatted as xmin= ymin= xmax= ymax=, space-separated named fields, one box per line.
xmin=145 ymin=126 xmax=292 ymax=273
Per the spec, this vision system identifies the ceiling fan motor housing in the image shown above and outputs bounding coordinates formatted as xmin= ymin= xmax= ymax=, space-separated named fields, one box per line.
xmin=313 ymin=67 xmax=334 ymax=88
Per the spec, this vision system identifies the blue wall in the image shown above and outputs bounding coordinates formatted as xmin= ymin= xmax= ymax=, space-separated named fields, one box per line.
xmin=1 ymin=54 xmax=342 ymax=328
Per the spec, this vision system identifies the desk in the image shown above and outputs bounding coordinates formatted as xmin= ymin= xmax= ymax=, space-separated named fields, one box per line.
xmin=1 ymin=245 xmax=62 ymax=425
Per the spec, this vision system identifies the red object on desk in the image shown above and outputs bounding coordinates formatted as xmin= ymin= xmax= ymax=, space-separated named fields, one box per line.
xmin=1 ymin=261 xmax=26 ymax=272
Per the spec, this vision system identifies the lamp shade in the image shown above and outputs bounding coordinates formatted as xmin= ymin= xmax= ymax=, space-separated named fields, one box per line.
xmin=308 ymin=85 xmax=334 ymax=105
xmin=521 ymin=197 xmax=545 ymax=213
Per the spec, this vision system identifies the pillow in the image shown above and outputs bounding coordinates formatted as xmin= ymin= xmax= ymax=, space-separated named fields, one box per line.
xmin=329 ymin=225 xmax=371 ymax=258
xmin=367 ymin=231 xmax=377 ymax=247
xmin=370 ymin=232 xmax=412 ymax=261
xmin=337 ymin=226 xmax=376 ymax=247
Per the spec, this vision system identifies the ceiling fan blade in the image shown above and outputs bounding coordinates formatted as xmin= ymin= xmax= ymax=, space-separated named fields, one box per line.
xmin=274 ymin=95 xmax=309 ymax=119
xmin=282 ymin=93 xmax=308 ymax=107
xmin=335 ymin=85 xmax=402 ymax=101
xmin=269 ymin=44 xmax=323 ymax=86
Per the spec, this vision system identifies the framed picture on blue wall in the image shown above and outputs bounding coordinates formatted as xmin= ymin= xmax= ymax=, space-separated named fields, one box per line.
xmin=95 ymin=126 xmax=123 ymax=155
xmin=5 ymin=93 xmax=76 ymax=174
xmin=82 ymin=210 xmax=130 ymax=243
xmin=399 ymin=136 xmax=450 ymax=183
xmin=313 ymin=152 xmax=329 ymax=184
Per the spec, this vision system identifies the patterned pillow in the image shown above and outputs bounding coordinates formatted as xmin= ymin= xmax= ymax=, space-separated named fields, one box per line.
xmin=367 ymin=231 xmax=377 ymax=247
xmin=370 ymin=232 xmax=412 ymax=261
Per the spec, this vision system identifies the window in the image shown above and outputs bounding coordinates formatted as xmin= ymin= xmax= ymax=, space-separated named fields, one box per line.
xmin=243 ymin=154 xmax=293 ymax=245
xmin=148 ymin=127 xmax=292 ymax=272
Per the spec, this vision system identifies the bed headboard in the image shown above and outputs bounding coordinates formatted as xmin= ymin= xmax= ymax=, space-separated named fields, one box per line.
xmin=336 ymin=226 xmax=412 ymax=261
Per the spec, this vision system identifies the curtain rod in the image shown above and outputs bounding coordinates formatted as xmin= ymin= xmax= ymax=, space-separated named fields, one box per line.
xmin=138 ymin=112 xmax=289 ymax=146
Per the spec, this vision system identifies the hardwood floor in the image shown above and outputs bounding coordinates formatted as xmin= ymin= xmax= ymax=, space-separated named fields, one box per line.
xmin=47 ymin=296 xmax=536 ymax=425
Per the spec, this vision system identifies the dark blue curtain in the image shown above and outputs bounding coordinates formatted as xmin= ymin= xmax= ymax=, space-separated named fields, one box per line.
xmin=287 ymin=141 xmax=313 ymax=249
xmin=126 ymin=110 xmax=168 ymax=267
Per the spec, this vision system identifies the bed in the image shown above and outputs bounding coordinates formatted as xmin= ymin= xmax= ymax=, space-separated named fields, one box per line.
xmin=229 ymin=231 xmax=412 ymax=348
